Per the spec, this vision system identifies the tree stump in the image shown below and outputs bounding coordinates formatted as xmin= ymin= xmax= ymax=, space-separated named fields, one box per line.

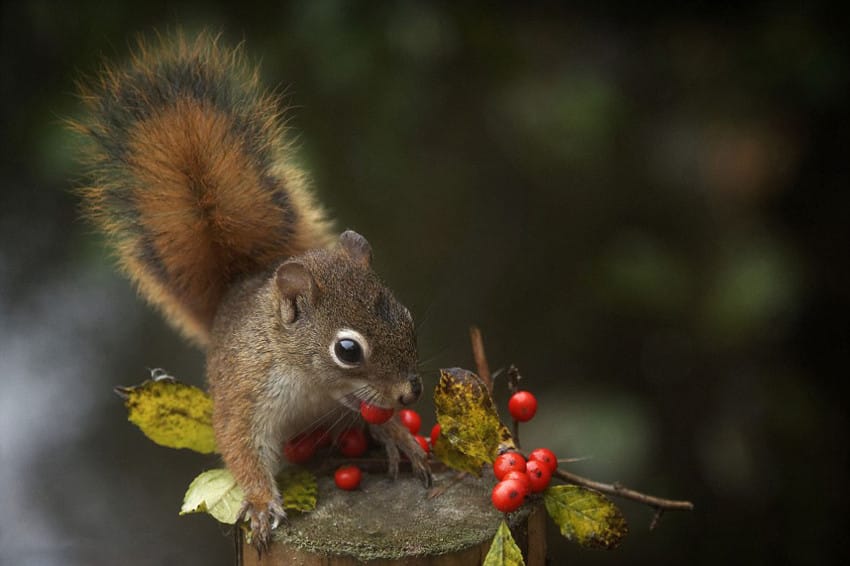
xmin=241 ymin=470 xmax=547 ymax=565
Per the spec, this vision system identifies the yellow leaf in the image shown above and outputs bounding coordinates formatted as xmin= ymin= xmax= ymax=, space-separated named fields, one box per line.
xmin=180 ymin=467 xmax=318 ymax=525
xmin=180 ymin=468 xmax=243 ymax=524
xmin=118 ymin=378 xmax=216 ymax=453
xmin=278 ymin=468 xmax=318 ymax=512
xmin=543 ymin=485 xmax=628 ymax=549
xmin=433 ymin=368 xmax=513 ymax=475
xmin=483 ymin=519 xmax=525 ymax=566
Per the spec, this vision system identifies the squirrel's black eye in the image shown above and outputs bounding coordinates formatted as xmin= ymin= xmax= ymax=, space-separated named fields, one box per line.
xmin=330 ymin=329 xmax=370 ymax=368
xmin=334 ymin=338 xmax=363 ymax=365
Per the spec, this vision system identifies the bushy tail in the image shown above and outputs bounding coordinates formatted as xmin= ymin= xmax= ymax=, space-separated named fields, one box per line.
xmin=73 ymin=31 xmax=333 ymax=346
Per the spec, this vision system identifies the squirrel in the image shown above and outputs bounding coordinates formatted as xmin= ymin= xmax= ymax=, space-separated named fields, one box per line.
xmin=72 ymin=31 xmax=431 ymax=549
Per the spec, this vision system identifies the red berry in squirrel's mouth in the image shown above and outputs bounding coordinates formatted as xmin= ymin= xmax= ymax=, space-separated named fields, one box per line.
xmin=334 ymin=465 xmax=362 ymax=490
xmin=491 ymin=479 xmax=528 ymax=513
xmin=508 ymin=391 xmax=538 ymax=422
xmin=398 ymin=409 xmax=422 ymax=435
xmin=359 ymin=401 xmax=394 ymax=424
xmin=493 ymin=452 xmax=527 ymax=480
xmin=528 ymin=447 xmax=558 ymax=474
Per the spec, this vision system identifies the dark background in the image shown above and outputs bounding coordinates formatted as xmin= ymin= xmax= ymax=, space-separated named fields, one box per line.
xmin=1 ymin=2 xmax=847 ymax=565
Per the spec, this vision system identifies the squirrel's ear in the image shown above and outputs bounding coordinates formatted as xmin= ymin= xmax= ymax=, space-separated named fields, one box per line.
xmin=339 ymin=230 xmax=372 ymax=268
xmin=276 ymin=262 xmax=317 ymax=323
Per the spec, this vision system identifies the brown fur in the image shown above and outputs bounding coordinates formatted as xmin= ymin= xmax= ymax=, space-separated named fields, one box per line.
xmin=74 ymin=32 xmax=430 ymax=551
xmin=74 ymin=31 xmax=332 ymax=346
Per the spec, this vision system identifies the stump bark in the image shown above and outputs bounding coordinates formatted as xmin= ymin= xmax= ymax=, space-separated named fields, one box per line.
xmin=240 ymin=470 xmax=546 ymax=565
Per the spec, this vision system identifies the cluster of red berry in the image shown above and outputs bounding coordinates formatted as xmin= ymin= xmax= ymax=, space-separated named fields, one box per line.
xmin=358 ymin=402 xmax=436 ymax=453
xmin=285 ymin=388 xmax=550 ymax=504
xmin=491 ymin=448 xmax=556 ymax=512
xmin=323 ymin=403 xmax=440 ymax=491
xmin=490 ymin=390 xmax=556 ymax=513
xmin=280 ymin=416 xmax=373 ymax=492
xmin=282 ymin=426 xmax=369 ymax=464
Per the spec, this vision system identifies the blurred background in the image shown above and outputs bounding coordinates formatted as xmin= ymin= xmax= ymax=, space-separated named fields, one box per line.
xmin=1 ymin=2 xmax=847 ymax=564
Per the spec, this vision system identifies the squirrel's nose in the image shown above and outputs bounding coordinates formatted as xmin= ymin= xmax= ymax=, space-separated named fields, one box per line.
xmin=399 ymin=374 xmax=422 ymax=405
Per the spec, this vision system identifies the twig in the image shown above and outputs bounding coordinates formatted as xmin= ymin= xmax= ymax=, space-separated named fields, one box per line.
xmin=554 ymin=467 xmax=694 ymax=527
xmin=467 ymin=325 xmax=694 ymax=528
xmin=558 ymin=456 xmax=593 ymax=464
xmin=506 ymin=365 xmax=522 ymax=448
xmin=649 ymin=508 xmax=665 ymax=531
xmin=234 ymin=524 xmax=243 ymax=566
xmin=469 ymin=326 xmax=493 ymax=394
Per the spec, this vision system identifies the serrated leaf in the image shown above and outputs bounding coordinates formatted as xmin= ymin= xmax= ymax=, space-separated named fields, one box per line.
xmin=483 ymin=519 xmax=525 ymax=566
xmin=544 ymin=485 xmax=628 ymax=549
xmin=180 ymin=468 xmax=244 ymax=524
xmin=433 ymin=367 xmax=515 ymax=475
xmin=278 ymin=467 xmax=317 ymax=512
xmin=180 ymin=467 xmax=318 ymax=524
xmin=119 ymin=379 xmax=216 ymax=453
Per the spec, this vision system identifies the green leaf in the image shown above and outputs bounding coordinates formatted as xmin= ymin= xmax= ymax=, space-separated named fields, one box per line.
xmin=118 ymin=378 xmax=216 ymax=454
xmin=278 ymin=468 xmax=318 ymax=512
xmin=180 ymin=468 xmax=318 ymax=525
xmin=180 ymin=468 xmax=243 ymax=524
xmin=483 ymin=519 xmax=525 ymax=566
xmin=544 ymin=485 xmax=628 ymax=549
xmin=432 ymin=367 xmax=515 ymax=475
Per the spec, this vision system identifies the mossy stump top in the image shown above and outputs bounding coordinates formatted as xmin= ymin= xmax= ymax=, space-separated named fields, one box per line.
xmin=242 ymin=469 xmax=546 ymax=565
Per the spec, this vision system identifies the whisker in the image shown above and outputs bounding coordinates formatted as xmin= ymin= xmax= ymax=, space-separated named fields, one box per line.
xmin=417 ymin=344 xmax=450 ymax=370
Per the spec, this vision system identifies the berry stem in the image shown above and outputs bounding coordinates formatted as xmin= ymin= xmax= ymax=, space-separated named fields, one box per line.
xmin=506 ymin=365 xmax=522 ymax=449
xmin=469 ymin=326 xmax=493 ymax=395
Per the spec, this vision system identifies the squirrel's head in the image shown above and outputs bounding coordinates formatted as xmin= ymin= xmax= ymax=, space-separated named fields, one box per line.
xmin=273 ymin=230 xmax=421 ymax=410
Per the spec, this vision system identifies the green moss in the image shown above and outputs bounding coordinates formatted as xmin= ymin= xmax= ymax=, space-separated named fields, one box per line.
xmin=273 ymin=472 xmax=526 ymax=560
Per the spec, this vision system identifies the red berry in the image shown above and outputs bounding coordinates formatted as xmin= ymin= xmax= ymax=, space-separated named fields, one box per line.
xmin=337 ymin=427 xmax=368 ymax=457
xmin=283 ymin=434 xmax=316 ymax=464
xmin=528 ymin=447 xmax=558 ymax=473
xmin=360 ymin=401 xmax=394 ymax=424
xmin=430 ymin=424 xmax=441 ymax=446
xmin=334 ymin=465 xmax=362 ymax=491
xmin=307 ymin=427 xmax=331 ymax=448
xmin=491 ymin=479 xmax=528 ymax=513
xmin=493 ymin=452 xmax=526 ymax=480
xmin=398 ymin=409 xmax=422 ymax=435
xmin=508 ymin=391 xmax=538 ymax=422
xmin=502 ymin=470 xmax=531 ymax=490
xmin=414 ymin=434 xmax=429 ymax=454
xmin=525 ymin=459 xmax=552 ymax=492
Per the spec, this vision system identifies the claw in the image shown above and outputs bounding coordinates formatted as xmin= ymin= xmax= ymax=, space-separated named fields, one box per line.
xmin=370 ymin=420 xmax=432 ymax=487
xmin=420 ymin=464 xmax=434 ymax=488
xmin=238 ymin=498 xmax=287 ymax=553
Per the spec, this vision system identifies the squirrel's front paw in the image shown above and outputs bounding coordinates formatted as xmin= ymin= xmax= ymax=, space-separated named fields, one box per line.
xmin=369 ymin=420 xmax=433 ymax=488
xmin=239 ymin=498 xmax=287 ymax=552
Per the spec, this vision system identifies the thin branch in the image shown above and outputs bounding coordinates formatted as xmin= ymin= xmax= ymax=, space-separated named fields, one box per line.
xmin=469 ymin=326 xmax=493 ymax=394
xmin=234 ymin=524 xmax=243 ymax=566
xmin=649 ymin=508 xmax=665 ymax=531
xmin=505 ymin=365 xmax=524 ymax=447
xmin=467 ymin=326 xmax=695 ymax=528
xmin=554 ymin=468 xmax=695 ymax=519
